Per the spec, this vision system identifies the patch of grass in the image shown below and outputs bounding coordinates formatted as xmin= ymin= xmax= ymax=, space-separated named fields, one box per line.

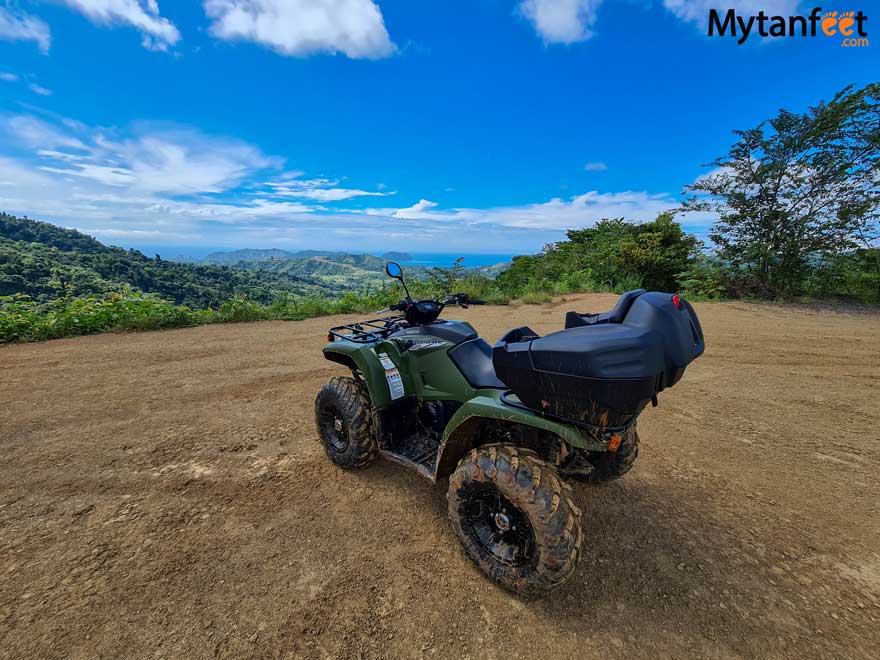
xmin=519 ymin=291 xmax=553 ymax=304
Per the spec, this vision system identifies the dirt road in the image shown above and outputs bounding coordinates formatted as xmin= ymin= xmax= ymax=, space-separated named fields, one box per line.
xmin=1 ymin=294 xmax=879 ymax=659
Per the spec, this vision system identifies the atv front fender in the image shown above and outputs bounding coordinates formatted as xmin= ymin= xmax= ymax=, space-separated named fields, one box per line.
xmin=434 ymin=391 xmax=607 ymax=480
xmin=323 ymin=340 xmax=403 ymax=410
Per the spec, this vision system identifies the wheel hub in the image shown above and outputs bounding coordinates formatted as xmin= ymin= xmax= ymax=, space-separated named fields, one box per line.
xmin=493 ymin=512 xmax=511 ymax=532
xmin=318 ymin=404 xmax=349 ymax=453
xmin=458 ymin=483 xmax=535 ymax=567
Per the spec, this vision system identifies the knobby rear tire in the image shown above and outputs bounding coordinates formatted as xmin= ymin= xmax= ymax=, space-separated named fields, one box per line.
xmin=447 ymin=444 xmax=583 ymax=598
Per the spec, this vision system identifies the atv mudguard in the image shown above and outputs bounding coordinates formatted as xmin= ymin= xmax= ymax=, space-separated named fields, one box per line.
xmin=322 ymin=340 xmax=404 ymax=410
xmin=433 ymin=389 xmax=608 ymax=480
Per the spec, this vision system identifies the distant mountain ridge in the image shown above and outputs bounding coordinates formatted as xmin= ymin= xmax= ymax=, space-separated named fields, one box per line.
xmin=203 ymin=248 xmax=299 ymax=263
xmin=380 ymin=251 xmax=413 ymax=262
xmin=191 ymin=248 xmax=414 ymax=265
xmin=176 ymin=248 xmax=509 ymax=280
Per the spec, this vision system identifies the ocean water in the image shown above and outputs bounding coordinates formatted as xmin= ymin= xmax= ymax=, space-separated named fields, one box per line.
xmin=131 ymin=244 xmax=516 ymax=267
xmin=397 ymin=253 xmax=514 ymax=268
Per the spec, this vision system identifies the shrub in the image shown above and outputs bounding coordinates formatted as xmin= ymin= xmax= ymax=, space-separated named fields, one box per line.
xmin=676 ymin=256 xmax=729 ymax=300
xmin=217 ymin=296 xmax=269 ymax=323
xmin=0 ymin=290 xmax=203 ymax=342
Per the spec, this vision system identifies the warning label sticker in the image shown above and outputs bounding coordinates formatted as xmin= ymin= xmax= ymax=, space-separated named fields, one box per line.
xmin=385 ymin=368 xmax=405 ymax=400
xmin=377 ymin=352 xmax=405 ymax=400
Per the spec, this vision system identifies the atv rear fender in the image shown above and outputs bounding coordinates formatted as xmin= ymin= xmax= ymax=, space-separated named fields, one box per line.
xmin=433 ymin=390 xmax=608 ymax=480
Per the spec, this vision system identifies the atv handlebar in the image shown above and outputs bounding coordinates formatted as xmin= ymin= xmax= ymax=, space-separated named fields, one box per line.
xmin=376 ymin=293 xmax=485 ymax=318
xmin=387 ymin=293 xmax=483 ymax=311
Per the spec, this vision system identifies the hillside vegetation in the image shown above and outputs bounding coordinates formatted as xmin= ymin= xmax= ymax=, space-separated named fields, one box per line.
xmin=231 ymin=252 xmax=395 ymax=289
xmin=0 ymin=211 xmax=700 ymax=342
xmin=0 ymin=214 xmax=334 ymax=308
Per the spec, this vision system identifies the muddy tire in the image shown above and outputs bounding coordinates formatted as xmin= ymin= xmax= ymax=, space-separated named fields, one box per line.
xmin=587 ymin=427 xmax=639 ymax=482
xmin=314 ymin=377 xmax=377 ymax=470
xmin=447 ymin=444 xmax=583 ymax=597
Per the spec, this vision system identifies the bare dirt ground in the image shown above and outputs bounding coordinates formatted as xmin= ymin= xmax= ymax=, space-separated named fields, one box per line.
xmin=2 ymin=294 xmax=879 ymax=660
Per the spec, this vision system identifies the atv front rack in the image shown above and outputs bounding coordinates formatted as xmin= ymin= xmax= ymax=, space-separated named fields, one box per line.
xmin=327 ymin=315 xmax=405 ymax=343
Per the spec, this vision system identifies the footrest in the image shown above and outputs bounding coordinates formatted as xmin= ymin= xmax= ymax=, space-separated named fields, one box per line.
xmin=380 ymin=433 xmax=440 ymax=479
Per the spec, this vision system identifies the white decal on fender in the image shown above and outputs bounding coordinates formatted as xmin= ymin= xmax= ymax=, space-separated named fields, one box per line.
xmin=377 ymin=352 xmax=405 ymax=400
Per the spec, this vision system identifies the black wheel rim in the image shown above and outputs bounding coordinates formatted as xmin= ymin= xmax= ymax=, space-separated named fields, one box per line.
xmin=318 ymin=404 xmax=348 ymax=453
xmin=458 ymin=482 xmax=535 ymax=567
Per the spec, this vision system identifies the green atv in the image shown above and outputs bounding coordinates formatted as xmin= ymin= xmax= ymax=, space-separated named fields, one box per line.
xmin=315 ymin=261 xmax=704 ymax=596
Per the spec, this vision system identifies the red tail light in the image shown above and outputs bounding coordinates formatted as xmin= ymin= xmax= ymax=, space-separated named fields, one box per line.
xmin=671 ymin=294 xmax=682 ymax=309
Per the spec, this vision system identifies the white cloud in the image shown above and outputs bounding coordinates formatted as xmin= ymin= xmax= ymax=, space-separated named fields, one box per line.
xmin=371 ymin=191 xmax=679 ymax=230
xmin=481 ymin=191 xmax=678 ymax=229
xmin=583 ymin=161 xmax=607 ymax=171
xmin=0 ymin=71 xmax=19 ymax=82
xmin=28 ymin=83 xmax=52 ymax=96
xmin=5 ymin=114 xmax=281 ymax=194
xmin=0 ymin=6 xmax=51 ymax=53
xmin=37 ymin=149 xmax=88 ymax=161
xmin=87 ymin=227 xmax=203 ymax=242
xmin=61 ymin=0 xmax=180 ymax=51
xmin=518 ymin=0 xmax=604 ymax=44
xmin=0 ymin=113 xmax=403 ymax=238
xmin=662 ymin=0 xmax=803 ymax=26
xmin=391 ymin=199 xmax=438 ymax=218
xmin=113 ymin=130 xmax=279 ymax=194
xmin=41 ymin=162 xmax=136 ymax=186
xmin=8 ymin=115 xmax=89 ymax=151
xmin=203 ymin=0 xmax=396 ymax=59
xmin=142 ymin=197 xmax=317 ymax=221
xmin=262 ymin=175 xmax=393 ymax=201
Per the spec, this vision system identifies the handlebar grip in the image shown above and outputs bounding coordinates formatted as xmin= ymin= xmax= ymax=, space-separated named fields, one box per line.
xmin=390 ymin=301 xmax=407 ymax=311
xmin=469 ymin=299 xmax=486 ymax=305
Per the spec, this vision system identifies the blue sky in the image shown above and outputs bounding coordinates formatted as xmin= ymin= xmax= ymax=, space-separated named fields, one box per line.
xmin=0 ymin=1 xmax=876 ymax=255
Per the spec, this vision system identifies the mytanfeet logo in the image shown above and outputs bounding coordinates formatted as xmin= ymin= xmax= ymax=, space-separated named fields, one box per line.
xmin=708 ymin=7 xmax=869 ymax=46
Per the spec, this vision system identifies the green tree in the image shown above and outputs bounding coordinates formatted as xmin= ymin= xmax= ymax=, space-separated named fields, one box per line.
xmin=497 ymin=213 xmax=697 ymax=294
xmin=682 ymin=83 xmax=880 ymax=296
xmin=426 ymin=256 xmax=465 ymax=293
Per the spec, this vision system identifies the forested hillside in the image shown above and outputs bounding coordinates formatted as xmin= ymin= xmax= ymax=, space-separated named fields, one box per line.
xmin=0 ymin=214 xmax=334 ymax=307
xmin=183 ymin=248 xmax=504 ymax=290
xmin=192 ymin=249 xmax=414 ymax=265
xmin=201 ymin=248 xmax=301 ymax=264
xmin=234 ymin=253 xmax=395 ymax=288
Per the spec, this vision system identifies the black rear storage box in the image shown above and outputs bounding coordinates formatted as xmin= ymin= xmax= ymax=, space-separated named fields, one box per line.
xmin=493 ymin=291 xmax=704 ymax=429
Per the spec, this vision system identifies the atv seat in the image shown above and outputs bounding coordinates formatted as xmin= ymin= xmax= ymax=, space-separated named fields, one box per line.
xmin=565 ymin=288 xmax=646 ymax=328
xmin=448 ymin=338 xmax=506 ymax=389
